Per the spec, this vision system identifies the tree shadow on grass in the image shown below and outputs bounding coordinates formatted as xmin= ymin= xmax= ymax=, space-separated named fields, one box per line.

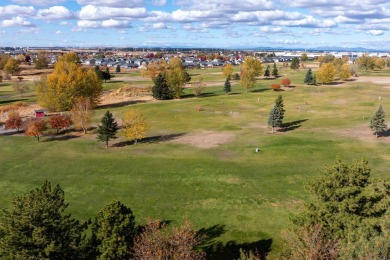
xmin=251 ymin=88 xmax=270 ymax=93
xmin=113 ymin=133 xmax=187 ymax=147
xmin=197 ymin=225 xmax=272 ymax=260
xmin=278 ymin=119 xmax=308 ymax=132
xmin=44 ymin=134 xmax=80 ymax=142
xmin=105 ymin=80 xmax=124 ymax=84
xmin=377 ymin=129 xmax=390 ymax=137
xmin=97 ymin=100 xmax=149 ymax=109
xmin=181 ymin=92 xmax=217 ymax=99
xmin=0 ymin=98 xmax=28 ymax=105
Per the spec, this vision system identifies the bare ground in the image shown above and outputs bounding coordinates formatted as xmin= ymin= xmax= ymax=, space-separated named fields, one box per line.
xmin=356 ymin=76 xmax=390 ymax=85
xmin=170 ymin=130 xmax=236 ymax=148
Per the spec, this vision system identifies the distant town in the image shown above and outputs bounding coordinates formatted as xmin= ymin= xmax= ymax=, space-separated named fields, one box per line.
xmin=1 ymin=47 xmax=389 ymax=70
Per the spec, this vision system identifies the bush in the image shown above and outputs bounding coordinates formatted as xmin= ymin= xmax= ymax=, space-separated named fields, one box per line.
xmin=280 ymin=78 xmax=291 ymax=87
xmin=271 ymin=84 xmax=281 ymax=91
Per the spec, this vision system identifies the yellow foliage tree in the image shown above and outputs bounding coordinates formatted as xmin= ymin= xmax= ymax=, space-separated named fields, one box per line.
xmin=4 ymin=58 xmax=21 ymax=75
xmin=222 ymin=64 xmax=233 ymax=79
xmin=146 ymin=60 xmax=167 ymax=78
xmin=339 ymin=64 xmax=351 ymax=81
xmin=317 ymin=63 xmax=336 ymax=84
xmin=36 ymin=58 xmax=102 ymax=112
xmin=122 ymin=110 xmax=149 ymax=145
xmin=58 ymin=52 xmax=80 ymax=63
xmin=375 ymin=58 xmax=386 ymax=70
xmin=240 ymin=57 xmax=263 ymax=92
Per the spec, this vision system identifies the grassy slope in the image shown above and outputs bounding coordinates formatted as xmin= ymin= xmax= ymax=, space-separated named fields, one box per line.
xmin=0 ymin=65 xmax=389 ymax=257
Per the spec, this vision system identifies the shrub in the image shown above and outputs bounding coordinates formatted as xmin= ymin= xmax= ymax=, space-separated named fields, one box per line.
xmin=271 ymin=84 xmax=281 ymax=91
xmin=280 ymin=78 xmax=291 ymax=87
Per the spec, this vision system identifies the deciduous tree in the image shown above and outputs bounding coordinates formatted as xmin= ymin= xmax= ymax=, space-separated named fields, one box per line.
xmin=97 ymin=111 xmax=119 ymax=148
xmin=339 ymin=64 xmax=351 ymax=81
xmin=280 ymin=78 xmax=291 ymax=87
xmin=34 ymin=51 xmax=49 ymax=69
xmin=271 ymin=84 xmax=281 ymax=91
xmin=49 ymin=114 xmax=72 ymax=134
xmin=0 ymin=54 xmax=9 ymax=70
xmin=317 ymin=63 xmax=336 ymax=84
xmin=122 ymin=109 xmax=149 ymax=145
xmin=133 ymin=219 xmax=206 ymax=260
xmin=192 ymin=78 xmax=205 ymax=98
xmin=4 ymin=58 xmax=21 ymax=75
xmin=240 ymin=57 xmax=263 ymax=93
xmin=5 ymin=112 xmax=22 ymax=131
xmin=369 ymin=104 xmax=387 ymax=137
xmin=71 ymin=97 xmax=93 ymax=134
xmin=36 ymin=57 xmax=102 ymax=112
xmin=357 ymin=54 xmax=375 ymax=71
xmin=0 ymin=180 xmax=87 ymax=259
xmin=223 ymin=63 xmax=233 ymax=79
xmin=12 ymin=82 xmax=29 ymax=97
xmin=25 ymin=119 xmax=47 ymax=141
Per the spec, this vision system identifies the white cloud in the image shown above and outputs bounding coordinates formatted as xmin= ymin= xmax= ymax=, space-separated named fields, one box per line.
xmin=174 ymin=0 xmax=274 ymax=12
xmin=0 ymin=5 xmax=35 ymax=17
xmin=55 ymin=30 xmax=63 ymax=34
xmin=78 ymin=5 xmax=147 ymax=20
xmin=139 ymin=22 xmax=173 ymax=31
xmin=365 ymin=30 xmax=384 ymax=36
xmin=1 ymin=16 xmax=35 ymax=27
xmin=101 ymin=19 xmax=132 ymax=28
xmin=76 ymin=0 xmax=143 ymax=8
xmin=11 ymin=0 xmax=65 ymax=6
xmin=77 ymin=19 xmax=132 ymax=29
xmin=72 ymin=27 xmax=86 ymax=32
xmin=36 ymin=6 xmax=74 ymax=20
xmin=148 ymin=0 xmax=167 ymax=5
xmin=182 ymin=23 xmax=208 ymax=33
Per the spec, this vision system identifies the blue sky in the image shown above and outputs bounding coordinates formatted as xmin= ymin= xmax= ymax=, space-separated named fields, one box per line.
xmin=1 ymin=0 xmax=390 ymax=49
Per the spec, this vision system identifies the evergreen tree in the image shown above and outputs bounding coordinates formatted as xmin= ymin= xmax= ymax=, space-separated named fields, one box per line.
xmin=370 ymin=104 xmax=387 ymax=137
xmin=115 ymin=65 xmax=120 ymax=73
xmin=152 ymin=73 xmax=173 ymax=100
xmin=304 ymin=68 xmax=313 ymax=85
xmin=268 ymin=104 xmax=282 ymax=133
xmin=95 ymin=65 xmax=103 ymax=80
xmin=272 ymin=62 xmax=279 ymax=77
xmin=89 ymin=201 xmax=136 ymax=259
xmin=97 ymin=111 xmax=119 ymax=148
xmin=264 ymin=65 xmax=270 ymax=78
xmin=223 ymin=77 xmax=231 ymax=94
xmin=275 ymin=95 xmax=285 ymax=122
xmin=296 ymin=158 xmax=389 ymax=248
xmin=0 ymin=180 xmax=88 ymax=259
xmin=290 ymin=57 xmax=300 ymax=70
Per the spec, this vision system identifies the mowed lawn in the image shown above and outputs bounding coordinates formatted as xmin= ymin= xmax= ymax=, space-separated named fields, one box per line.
xmin=1 ymin=66 xmax=390 ymax=258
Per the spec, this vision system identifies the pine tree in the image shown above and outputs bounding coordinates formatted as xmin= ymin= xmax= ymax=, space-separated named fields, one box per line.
xmin=223 ymin=77 xmax=231 ymax=94
xmin=275 ymin=95 xmax=285 ymax=121
xmin=370 ymin=104 xmax=387 ymax=137
xmin=116 ymin=65 xmax=120 ymax=73
xmin=304 ymin=68 xmax=312 ymax=84
xmin=272 ymin=62 xmax=279 ymax=77
xmin=0 ymin=180 xmax=88 ymax=259
xmin=152 ymin=73 xmax=174 ymax=100
xmin=268 ymin=104 xmax=282 ymax=133
xmin=290 ymin=57 xmax=300 ymax=70
xmin=296 ymin=158 xmax=389 ymax=250
xmin=89 ymin=201 xmax=136 ymax=259
xmin=97 ymin=111 xmax=119 ymax=148
xmin=264 ymin=65 xmax=270 ymax=78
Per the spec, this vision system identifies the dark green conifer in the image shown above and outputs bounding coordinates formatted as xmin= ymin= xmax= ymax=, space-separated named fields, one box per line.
xmin=97 ymin=111 xmax=119 ymax=148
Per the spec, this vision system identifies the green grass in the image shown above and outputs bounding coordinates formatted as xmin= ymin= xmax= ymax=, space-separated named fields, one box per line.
xmin=1 ymin=67 xmax=390 ymax=258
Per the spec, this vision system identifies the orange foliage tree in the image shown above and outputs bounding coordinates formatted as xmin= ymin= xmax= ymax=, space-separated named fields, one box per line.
xmin=271 ymin=84 xmax=281 ymax=91
xmin=25 ymin=119 xmax=47 ymax=142
xmin=280 ymin=78 xmax=291 ymax=87
xmin=49 ymin=114 xmax=72 ymax=134
xmin=5 ymin=112 xmax=22 ymax=131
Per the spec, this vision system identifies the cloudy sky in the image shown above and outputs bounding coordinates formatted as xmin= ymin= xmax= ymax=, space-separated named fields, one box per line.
xmin=0 ymin=0 xmax=390 ymax=49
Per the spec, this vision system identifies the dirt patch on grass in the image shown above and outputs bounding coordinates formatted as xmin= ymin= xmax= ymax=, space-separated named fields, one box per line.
xmin=330 ymin=124 xmax=390 ymax=143
xmin=356 ymin=76 xmax=390 ymax=85
xmin=170 ymin=130 xmax=235 ymax=148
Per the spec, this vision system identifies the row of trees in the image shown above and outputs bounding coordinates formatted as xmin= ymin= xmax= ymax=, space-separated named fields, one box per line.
xmin=0 ymin=181 xmax=205 ymax=259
